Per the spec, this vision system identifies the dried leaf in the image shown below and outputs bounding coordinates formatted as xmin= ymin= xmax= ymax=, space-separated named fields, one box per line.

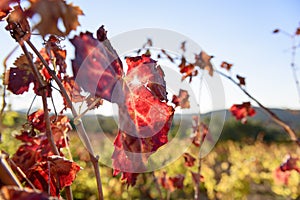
xmin=172 ymin=89 xmax=190 ymax=109
xmin=27 ymin=0 xmax=83 ymax=36
xmin=6 ymin=5 xmax=30 ymax=41
xmin=191 ymin=116 xmax=209 ymax=147
xmin=61 ymin=76 xmax=85 ymax=107
xmin=220 ymin=61 xmax=233 ymax=71
xmin=180 ymin=41 xmax=186 ymax=52
xmin=236 ymin=74 xmax=246 ymax=86
xmin=296 ymin=27 xmax=300 ymax=35
xmin=194 ymin=51 xmax=214 ymax=76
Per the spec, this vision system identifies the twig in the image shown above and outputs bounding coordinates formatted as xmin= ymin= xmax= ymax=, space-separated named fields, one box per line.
xmin=8 ymin=158 xmax=36 ymax=190
xmin=152 ymin=172 xmax=163 ymax=200
xmin=20 ymin=42 xmax=74 ymax=199
xmin=0 ymin=153 xmax=22 ymax=188
xmin=1 ymin=46 xmax=18 ymax=118
xmin=274 ymin=28 xmax=300 ymax=102
xmin=64 ymin=186 xmax=73 ymax=200
xmin=166 ymin=190 xmax=171 ymax=200
xmin=74 ymin=97 xmax=102 ymax=122
xmin=20 ymin=43 xmax=60 ymax=155
xmin=216 ymin=69 xmax=299 ymax=144
xmin=26 ymin=40 xmax=104 ymax=199
xmin=195 ymin=116 xmax=205 ymax=200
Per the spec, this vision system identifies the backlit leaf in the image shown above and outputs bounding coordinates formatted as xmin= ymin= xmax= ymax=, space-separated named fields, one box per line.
xmin=113 ymin=58 xmax=174 ymax=185
xmin=71 ymin=27 xmax=174 ymax=186
xmin=70 ymin=30 xmax=124 ymax=103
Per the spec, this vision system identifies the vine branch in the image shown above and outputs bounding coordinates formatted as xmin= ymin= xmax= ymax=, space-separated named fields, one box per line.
xmin=216 ymin=69 xmax=299 ymax=144
xmin=19 ymin=43 xmax=60 ymax=155
xmin=18 ymin=42 xmax=76 ymax=199
xmin=26 ymin=40 xmax=104 ymax=200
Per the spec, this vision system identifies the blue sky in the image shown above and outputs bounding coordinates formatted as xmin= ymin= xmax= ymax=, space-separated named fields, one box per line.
xmin=0 ymin=0 xmax=300 ymax=114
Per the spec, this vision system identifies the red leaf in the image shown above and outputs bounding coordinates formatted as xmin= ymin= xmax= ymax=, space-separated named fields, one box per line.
xmin=13 ymin=113 xmax=71 ymax=172
xmin=273 ymin=167 xmax=291 ymax=185
xmin=113 ymin=85 xmax=174 ymax=185
xmin=158 ymin=172 xmax=185 ymax=192
xmin=178 ymin=56 xmax=198 ymax=82
xmin=12 ymin=143 xmax=40 ymax=172
xmin=220 ymin=61 xmax=233 ymax=71
xmin=230 ymin=102 xmax=256 ymax=123
xmin=27 ymin=156 xmax=81 ymax=197
xmin=112 ymin=56 xmax=174 ymax=186
xmin=70 ymin=29 xmax=124 ymax=104
xmin=172 ymin=89 xmax=190 ymax=109
xmin=169 ymin=174 xmax=185 ymax=191
xmin=158 ymin=171 xmax=169 ymax=190
xmin=236 ymin=74 xmax=246 ymax=86
xmin=72 ymin=27 xmax=174 ymax=186
xmin=6 ymin=67 xmax=35 ymax=95
xmin=28 ymin=109 xmax=46 ymax=132
xmin=50 ymin=115 xmax=71 ymax=147
xmin=48 ymin=155 xmax=82 ymax=189
xmin=280 ymin=154 xmax=300 ymax=173
xmin=183 ymin=153 xmax=196 ymax=167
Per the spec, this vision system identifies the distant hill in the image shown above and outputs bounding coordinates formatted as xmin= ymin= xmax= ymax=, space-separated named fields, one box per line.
xmin=205 ymin=107 xmax=300 ymax=130
xmin=173 ymin=107 xmax=300 ymax=142
xmin=14 ymin=107 xmax=300 ymax=142
xmin=174 ymin=107 xmax=300 ymax=130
